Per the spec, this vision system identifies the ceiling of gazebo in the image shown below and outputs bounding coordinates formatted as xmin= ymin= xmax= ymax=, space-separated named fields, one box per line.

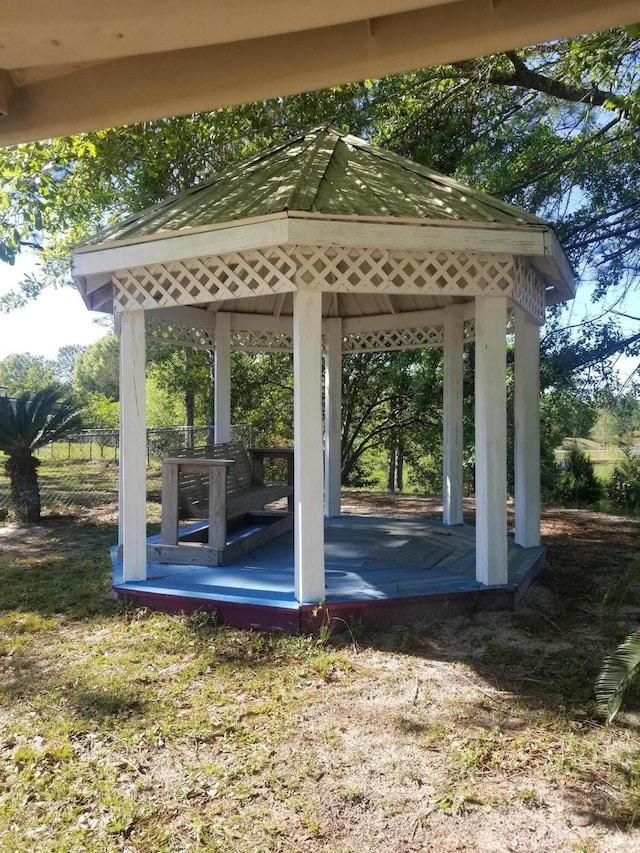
xmin=1 ymin=1 xmax=638 ymax=146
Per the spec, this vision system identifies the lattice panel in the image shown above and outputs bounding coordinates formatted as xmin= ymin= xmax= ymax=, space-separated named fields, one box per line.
xmin=293 ymin=246 xmax=515 ymax=296
xmin=113 ymin=247 xmax=297 ymax=311
xmin=146 ymin=318 xmax=216 ymax=350
xmin=343 ymin=326 xmax=444 ymax=352
xmin=231 ymin=331 xmax=294 ymax=352
xmin=513 ymin=257 xmax=546 ymax=325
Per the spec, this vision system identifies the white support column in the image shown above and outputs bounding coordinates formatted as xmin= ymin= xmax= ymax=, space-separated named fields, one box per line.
xmin=214 ymin=312 xmax=231 ymax=444
xmin=293 ymin=289 xmax=325 ymax=603
xmin=514 ymin=305 xmax=541 ymax=547
xmin=474 ymin=295 xmax=508 ymax=586
xmin=324 ymin=317 xmax=342 ymax=517
xmin=119 ymin=309 xmax=147 ymax=582
xmin=443 ymin=306 xmax=464 ymax=525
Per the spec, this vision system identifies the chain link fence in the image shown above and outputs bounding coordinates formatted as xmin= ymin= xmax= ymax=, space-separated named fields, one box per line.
xmin=0 ymin=424 xmax=253 ymax=512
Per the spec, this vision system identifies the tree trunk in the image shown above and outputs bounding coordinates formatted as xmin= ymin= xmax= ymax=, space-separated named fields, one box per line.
xmin=185 ymin=386 xmax=195 ymax=449
xmin=387 ymin=446 xmax=397 ymax=492
xmin=208 ymin=350 xmax=216 ymax=445
xmin=396 ymin=434 xmax=404 ymax=492
xmin=5 ymin=453 xmax=41 ymax=523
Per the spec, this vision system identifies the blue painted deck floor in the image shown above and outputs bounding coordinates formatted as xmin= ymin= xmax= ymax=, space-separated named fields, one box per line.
xmin=112 ymin=515 xmax=544 ymax=609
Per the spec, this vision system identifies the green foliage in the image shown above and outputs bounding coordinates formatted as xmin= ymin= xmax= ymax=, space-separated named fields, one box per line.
xmin=72 ymin=335 xmax=120 ymax=401
xmin=146 ymin=345 xmax=212 ymax=426
xmin=0 ymin=352 xmax=57 ymax=396
xmin=145 ymin=374 xmax=184 ymax=429
xmin=0 ymin=387 xmax=82 ymax=456
xmin=607 ymin=454 xmax=640 ymax=511
xmin=341 ymin=350 xmax=442 ymax=488
xmin=555 ymin=444 xmax=603 ymax=506
xmin=53 ymin=344 xmax=86 ymax=387
xmin=592 ymin=389 xmax=640 ymax=451
xmin=596 ymin=629 xmax=640 ymax=723
xmin=231 ymin=352 xmax=293 ymax=444
xmin=0 ymin=387 xmax=83 ymax=522
xmin=81 ymin=391 xmax=120 ymax=430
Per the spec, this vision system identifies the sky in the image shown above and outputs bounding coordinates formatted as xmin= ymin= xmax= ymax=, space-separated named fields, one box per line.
xmin=0 ymin=255 xmax=109 ymax=361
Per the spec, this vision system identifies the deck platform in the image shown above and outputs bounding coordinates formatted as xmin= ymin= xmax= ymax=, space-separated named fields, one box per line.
xmin=112 ymin=514 xmax=545 ymax=633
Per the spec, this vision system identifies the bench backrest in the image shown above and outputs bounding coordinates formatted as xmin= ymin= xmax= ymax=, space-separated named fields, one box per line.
xmin=170 ymin=442 xmax=253 ymax=518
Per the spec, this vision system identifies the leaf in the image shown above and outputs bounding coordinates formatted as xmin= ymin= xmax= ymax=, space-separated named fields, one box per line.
xmin=595 ymin=629 xmax=640 ymax=723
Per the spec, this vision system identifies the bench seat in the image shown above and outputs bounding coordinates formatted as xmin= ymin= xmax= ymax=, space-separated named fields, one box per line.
xmin=148 ymin=442 xmax=294 ymax=567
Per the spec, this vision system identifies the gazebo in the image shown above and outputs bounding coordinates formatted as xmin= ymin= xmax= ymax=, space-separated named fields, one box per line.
xmin=72 ymin=127 xmax=574 ymax=631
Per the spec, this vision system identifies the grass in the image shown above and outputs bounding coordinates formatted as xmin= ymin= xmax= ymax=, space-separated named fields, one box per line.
xmin=0 ymin=500 xmax=640 ymax=850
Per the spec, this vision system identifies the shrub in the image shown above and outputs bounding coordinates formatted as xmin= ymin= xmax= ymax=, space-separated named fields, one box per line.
xmin=607 ymin=453 xmax=640 ymax=511
xmin=555 ymin=444 xmax=602 ymax=506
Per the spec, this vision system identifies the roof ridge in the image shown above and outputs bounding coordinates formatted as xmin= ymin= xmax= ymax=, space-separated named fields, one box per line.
xmin=285 ymin=127 xmax=343 ymax=211
xmin=81 ymin=124 xmax=553 ymax=247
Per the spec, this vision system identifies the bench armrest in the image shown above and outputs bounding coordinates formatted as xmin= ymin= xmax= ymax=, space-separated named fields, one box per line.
xmin=248 ymin=447 xmax=294 ymax=488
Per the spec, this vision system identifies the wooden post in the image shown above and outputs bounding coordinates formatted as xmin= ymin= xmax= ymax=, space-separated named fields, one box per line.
xmin=474 ymin=295 xmax=508 ymax=586
xmin=119 ymin=309 xmax=147 ymax=582
xmin=514 ymin=306 xmax=541 ymax=547
xmin=214 ymin=312 xmax=231 ymax=444
xmin=293 ymin=288 xmax=325 ymax=603
xmin=443 ymin=306 xmax=464 ymax=525
xmin=324 ymin=317 xmax=342 ymax=517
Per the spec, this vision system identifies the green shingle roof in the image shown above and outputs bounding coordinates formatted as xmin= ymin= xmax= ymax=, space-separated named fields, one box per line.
xmin=88 ymin=125 xmax=548 ymax=245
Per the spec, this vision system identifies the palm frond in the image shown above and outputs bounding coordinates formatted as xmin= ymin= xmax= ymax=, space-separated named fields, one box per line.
xmin=595 ymin=629 xmax=640 ymax=723
xmin=0 ymin=387 xmax=82 ymax=454
xmin=602 ymin=562 xmax=640 ymax=628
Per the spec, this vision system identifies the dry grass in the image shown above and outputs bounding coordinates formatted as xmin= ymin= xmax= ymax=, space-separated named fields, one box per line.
xmin=0 ymin=496 xmax=639 ymax=851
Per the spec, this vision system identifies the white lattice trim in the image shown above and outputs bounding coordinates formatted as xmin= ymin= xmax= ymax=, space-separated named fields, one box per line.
xmin=231 ymin=330 xmax=294 ymax=352
xmin=513 ymin=257 xmax=546 ymax=325
xmin=146 ymin=318 xmax=215 ymax=350
xmin=294 ymin=246 xmax=514 ymax=296
xmin=114 ymin=244 xmax=519 ymax=312
xmin=113 ymin=246 xmax=296 ymax=311
xmin=343 ymin=327 xmax=444 ymax=352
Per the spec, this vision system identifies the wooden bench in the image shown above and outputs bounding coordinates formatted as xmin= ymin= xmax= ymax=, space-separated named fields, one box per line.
xmin=148 ymin=442 xmax=294 ymax=567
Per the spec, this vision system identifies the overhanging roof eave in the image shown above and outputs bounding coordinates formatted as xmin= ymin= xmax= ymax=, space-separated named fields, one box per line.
xmin=73 ymin=212 xmax=574 ymax=314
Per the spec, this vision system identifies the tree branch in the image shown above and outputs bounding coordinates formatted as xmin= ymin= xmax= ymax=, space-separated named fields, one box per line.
xmin=454 ymin=52 xmax=619 ymax=110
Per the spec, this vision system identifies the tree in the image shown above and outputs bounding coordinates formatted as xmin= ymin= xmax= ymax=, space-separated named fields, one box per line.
xmin=0 ymin=352 xmax=57 ymax=396
xmin=72 ymin=336 xmax=119 ymax=401
xmin=53 ymin=344 xmax=86 ymax=387
xmin=2 ymin=28 xmax=640 ymax=482
xmin=3 ymin=30 xmax=638 ymax=315
xmin=0 ymin=387 xmax=82 ymax=522
xmin=146 ymin=345 xmax=212 ymax=430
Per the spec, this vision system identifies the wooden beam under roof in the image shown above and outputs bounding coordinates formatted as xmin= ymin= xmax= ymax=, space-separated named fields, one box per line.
xmin=1 ymin=0 xmax=638 ymax=145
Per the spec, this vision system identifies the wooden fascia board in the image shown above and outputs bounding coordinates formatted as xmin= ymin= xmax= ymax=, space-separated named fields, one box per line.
xmin=342 ymin=304 xmax=474 ymax=336
xmin=149 ymin=305 xmax=218 ymax=329
xmin=290 ymin=218 xmax=576 ymax=302
xmin=231 ymin=313 xmax=293 ymax=334
xmin=149 ymin=305 xmax=476 ymax=336
xmin=2 ymin=0 xmax=640 ymax=144
xmin=544 ymin=230 xmax=576 ymax=296
xmin=71 ymin=217 xmax=291 ymax=278
xmin=288 ymin=218 xmax=548 ymax=257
